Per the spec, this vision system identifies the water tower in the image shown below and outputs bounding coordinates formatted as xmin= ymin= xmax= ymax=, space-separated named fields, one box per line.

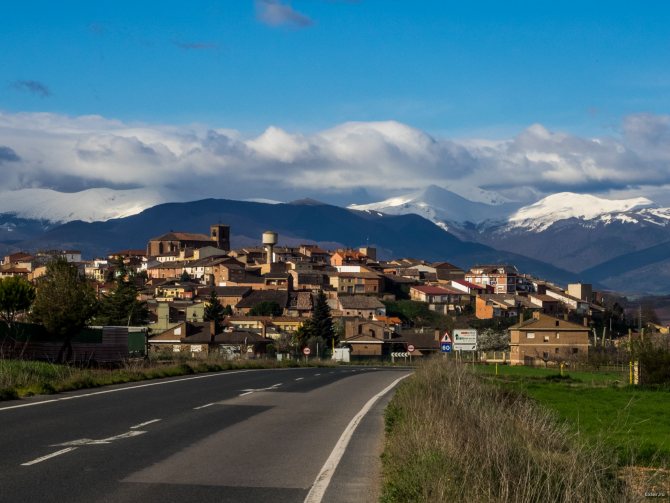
xmin=262 ymin=231 xmax=278 ymax=264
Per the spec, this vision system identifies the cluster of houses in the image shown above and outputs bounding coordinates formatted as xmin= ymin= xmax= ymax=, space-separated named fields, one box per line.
xmin=0 ymin=223 xmax=634 ymax=365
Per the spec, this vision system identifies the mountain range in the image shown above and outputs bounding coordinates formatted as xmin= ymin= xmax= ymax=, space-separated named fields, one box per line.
xmin=2 ymin=186 xmax=670 ymax=293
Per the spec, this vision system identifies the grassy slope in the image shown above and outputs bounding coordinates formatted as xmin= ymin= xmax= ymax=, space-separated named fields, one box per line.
xmin=475 ymin=364 xmax=670 ymax=467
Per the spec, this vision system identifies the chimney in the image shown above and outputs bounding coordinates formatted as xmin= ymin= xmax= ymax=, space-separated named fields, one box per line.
xmin=532 ymin=311 xmax=541 ymax=320
xmin=210 ymin=320 xmax=216 ymax=342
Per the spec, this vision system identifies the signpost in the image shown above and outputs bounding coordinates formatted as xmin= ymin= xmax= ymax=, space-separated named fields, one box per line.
xmin=303 ymin=347 xmax=311 ymax=361
xmin=407 ymin=344 xmax=415 ymax=364
xmin=453 ymin=329 xmax=478 ymax=351
xmin=441 ymin=332 xmax=452 ymax=353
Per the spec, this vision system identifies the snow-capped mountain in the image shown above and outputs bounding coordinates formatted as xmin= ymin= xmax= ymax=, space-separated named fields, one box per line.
xmin=505 ymin=192 xmax=662 ymax=232
xmin=349 ymin=185 xmax=521 ymax=231
xmin=0 ymin=187 xmax=166 ymax=223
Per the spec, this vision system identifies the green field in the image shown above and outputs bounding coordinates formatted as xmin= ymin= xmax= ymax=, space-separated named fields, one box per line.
xmin=476 ymin=364 xmax=670 ymax=467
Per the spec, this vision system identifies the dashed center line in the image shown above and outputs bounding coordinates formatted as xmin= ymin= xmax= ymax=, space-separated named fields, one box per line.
xmin=21 ymin=447 xmax=78 ymax=466
xmin=130 ymin=418 xmax=161 ymax=429
xmin=315 ymin=373 xmax=321 ymax=376
xmin=193 ymin=403 xmax=215 ymax=410
xmin=295 ymin=377 xmax=304 ymax=381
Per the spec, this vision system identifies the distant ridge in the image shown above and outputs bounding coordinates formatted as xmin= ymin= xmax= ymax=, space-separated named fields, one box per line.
xmin=11 ymin=197 xmax=578 ymax=285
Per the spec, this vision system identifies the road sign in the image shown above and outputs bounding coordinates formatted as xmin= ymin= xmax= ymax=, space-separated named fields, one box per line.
xmin=303 ymin=347 xmax=311 ymax=356
xmin=441 ymin=331 xmax=452 ymax=343
xmin=391 ymin=352 xmax=409 ymax=358
xmin=441 ymin=342 xmax=452 ymax=353
xmin=407 ymin=344 xmax=415 ymax=353
xmin=453 ymin=329 xmax=478 ymax=351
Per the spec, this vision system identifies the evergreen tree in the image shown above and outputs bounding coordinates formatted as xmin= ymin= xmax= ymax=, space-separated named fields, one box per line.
xmin=31 ymin=258 xmax=99 ymax=362
xmin=96 ymin=275 xmax=149 ymax=326
xmin=310 ymin=291 xmax=336 ymax=347
xmin=204 ymin=290 xmax=225 ymax=333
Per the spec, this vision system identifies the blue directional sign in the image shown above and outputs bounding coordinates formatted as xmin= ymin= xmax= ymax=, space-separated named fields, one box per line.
xmin=441 ymin=342 xmax=452 ymax=353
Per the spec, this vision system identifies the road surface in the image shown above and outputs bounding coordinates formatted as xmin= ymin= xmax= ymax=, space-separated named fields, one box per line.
xmin=0 ymin=366 xmax=411 ymax=503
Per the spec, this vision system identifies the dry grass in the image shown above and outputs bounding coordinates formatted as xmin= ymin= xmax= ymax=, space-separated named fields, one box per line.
xmin=381 ymin=357 xmax=631 ymax=502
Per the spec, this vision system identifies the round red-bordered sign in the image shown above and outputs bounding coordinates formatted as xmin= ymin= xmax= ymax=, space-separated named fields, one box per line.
xmin=407 ymin=344 xmax=415 ymax=352
xmin=303 ymin=347 xmax=311 ymax=355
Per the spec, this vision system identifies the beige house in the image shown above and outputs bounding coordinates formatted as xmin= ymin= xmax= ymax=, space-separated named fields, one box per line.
xmin=508 ymin=312 xmax=590 ymax=365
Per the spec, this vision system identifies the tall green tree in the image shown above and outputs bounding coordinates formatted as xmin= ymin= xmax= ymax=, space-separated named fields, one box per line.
xmin=31 ymin=259 xmax=98 ymax=362
xmin=204 ymin=290 xmax=225 ymax=333
xmin=0 ymin=276 xmax=35 ymax=334
xmin=310 ymin=291 xmax=336 ymax=347
xmin=96 ymin=275 xmax=149 ymax=326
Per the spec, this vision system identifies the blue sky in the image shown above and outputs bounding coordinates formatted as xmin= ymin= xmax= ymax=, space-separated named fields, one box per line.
xmin=2 ymin=1 xmax=670 ymax=207
xmin=3 ymin=1 xmax=669 ymax=136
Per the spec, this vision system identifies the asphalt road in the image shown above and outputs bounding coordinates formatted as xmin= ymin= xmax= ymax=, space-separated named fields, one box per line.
xmin=0 ymin=366 xmax=411 ymax=503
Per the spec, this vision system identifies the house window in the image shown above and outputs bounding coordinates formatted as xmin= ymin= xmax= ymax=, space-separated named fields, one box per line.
xmin=555 ymin=348 xmax=560 ymax=354
xmin=572 ymin=348 xmax=579 ymax=354
xmin=542 ymin=352 xmax=549 ymax=359
xmin=555 ymin=320 xmax=559 ymax=326
xmin=543 ymin=335 xmax=549 ymax=342
xmin=556 ymin=332 xmax=560 ymax=339
xmin=526 ymin=332 xmax=535 ymax=339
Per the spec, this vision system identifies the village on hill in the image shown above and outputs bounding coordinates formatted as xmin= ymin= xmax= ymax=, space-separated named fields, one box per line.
xmin=2 ymin=220 xmax=664 ymax=371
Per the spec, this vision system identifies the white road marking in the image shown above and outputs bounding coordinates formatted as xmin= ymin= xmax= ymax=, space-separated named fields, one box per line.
xmin=295 ymin=378 xmax=304 ymax=381
xmin=239 ymin=382 xmax=283 ymax=397
xmin=0 ymin=369 xmax=258 ymax=412
xmin=304 ymin=374 xmax=410 ymax=503
xmin=193 ymin=403 xmax=215 ymax=410
xmin=21 ymin=447 xmax=78 ymax=466
xmin=315 ymin=373 xmax=321 ymax=376
xmin=130 ymin=418 xmax=161 ymax=429
xmin=55 ymin=430 xmax=146 ymax=446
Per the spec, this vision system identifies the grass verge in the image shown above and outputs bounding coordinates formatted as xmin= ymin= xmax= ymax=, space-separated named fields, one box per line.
xmin=381 ymin=358 xmax=630 ymax=502
xmin=0 ymin=357 xmax=334 ymax=401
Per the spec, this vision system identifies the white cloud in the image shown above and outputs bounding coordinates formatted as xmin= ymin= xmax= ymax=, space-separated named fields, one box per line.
xmin=255 ymin=0 xmax=313 ymax=28
xmin=1 ymin=111 xmax=670 ymax=205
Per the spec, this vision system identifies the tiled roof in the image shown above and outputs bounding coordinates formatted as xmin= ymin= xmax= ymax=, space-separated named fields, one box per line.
xmin=509 ymin=314 xmax=589 ymax=331
xmin=196 ymin=286 xmax=252 ymax=297
xmin=411 ymin=285 xmax=460 ymax=295
xmin=236 ymin=290 xmax=289 ymax=309
xmin=338 ymin=295 xmax=385 ymax=310
xmin=150 ymin=232 xmax=212 ymax=242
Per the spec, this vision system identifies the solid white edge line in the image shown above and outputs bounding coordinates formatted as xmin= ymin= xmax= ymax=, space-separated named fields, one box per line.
xmin=303 ymin=373 xmax=410 ymax=503
xmin=21 ymin=447 xmax=78 ymax=466
xmin=0 ymin=369 xmax=259 ymax=412
xmin=130 ymin=418 xmax=161 ymax=429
